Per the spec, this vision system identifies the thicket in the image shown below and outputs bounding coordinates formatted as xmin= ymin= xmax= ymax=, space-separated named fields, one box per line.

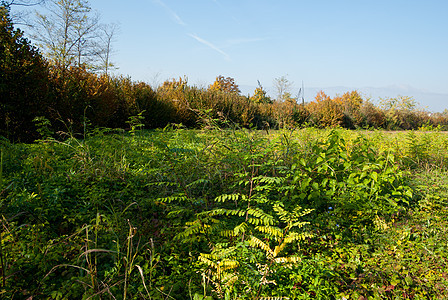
xmin=0 ymin=6 xmax=50 ymax=141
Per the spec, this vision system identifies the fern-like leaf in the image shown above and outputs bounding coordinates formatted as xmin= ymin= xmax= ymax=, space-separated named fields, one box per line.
xmin=198 ymin=254 xmax=218 ymax=269
xmin=233 ymin=222 xmax=248 ymax=236
xmin=273 ymin=256 xmax=301 ymax=264
xmin=247 ymin=208 xmax=274 ymax=225
xmin=218 ymin=259 xmax=240 ymax=272
xmin=249 ymin=236 xmax=274 ymax=257
xmin=186 ymin=178 xmax=210 ymax=188
xmin=255 ymin=226 xmax=283 ymax=240
xmin=215 ymin=193 xmax=247 ymax=203
xmin=157 ymin=194 xmax=188 ymax=203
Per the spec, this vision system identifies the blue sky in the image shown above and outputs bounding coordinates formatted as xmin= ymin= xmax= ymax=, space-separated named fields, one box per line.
xmin=15 ymin=0 xmax=448 ymax=111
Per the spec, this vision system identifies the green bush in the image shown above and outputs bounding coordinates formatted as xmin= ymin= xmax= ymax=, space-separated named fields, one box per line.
xmin=0 ymin=7 xmax=50 ymax=142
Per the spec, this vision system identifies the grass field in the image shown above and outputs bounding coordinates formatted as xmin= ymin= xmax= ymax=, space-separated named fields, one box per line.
xmin=1 ymin=127 xmax=448 ymax=299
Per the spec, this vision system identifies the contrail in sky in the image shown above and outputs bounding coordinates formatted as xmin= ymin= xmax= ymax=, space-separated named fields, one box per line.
xmin=188 ymin=33 xmax=231 ymax=61
xmin=153 ymin=0 xmax=186 ymax=26
xmin=153 ymin=0 xmax=233 ymax=61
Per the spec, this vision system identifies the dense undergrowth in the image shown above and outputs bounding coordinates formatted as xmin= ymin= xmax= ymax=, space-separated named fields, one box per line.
xmin=1 ymin=127 xmax=448 ymax=299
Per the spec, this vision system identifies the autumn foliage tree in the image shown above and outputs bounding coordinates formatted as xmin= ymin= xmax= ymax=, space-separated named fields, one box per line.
xmin=334 ymin=90 xmax=364 ymax=128
xmin=250 ymin=81 xmax=272 ymax=104
xmin=307 ymin=91 xmax=344 ymax=128
xmin=209 ymin=75 xmax=241 ymax=94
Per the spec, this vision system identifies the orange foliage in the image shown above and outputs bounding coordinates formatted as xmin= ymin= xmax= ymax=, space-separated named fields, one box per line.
xmin=209 ymin=75 xmax=241 ymax=94
xmin=307 ymin=91 xmax=344 ymax=128
xmin=157 ymin=77 xmax=195 ymax=126
xmin=334 ymin=90 xmax=364 ymax=128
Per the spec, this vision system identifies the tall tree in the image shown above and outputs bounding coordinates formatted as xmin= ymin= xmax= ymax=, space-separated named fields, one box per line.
xmin=209 ymin=75 xmax=240 ymax=94
xmin=94 ymin=22 xmax=118 ymax=76
xmin=31 ymin=0 xmax=103 ymax=70
xmin=273 ymin=75 xmax=293 ymax=102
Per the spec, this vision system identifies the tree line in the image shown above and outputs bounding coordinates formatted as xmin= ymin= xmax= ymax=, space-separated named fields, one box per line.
xmin=1 ymin=2 xmax=448 ymax=142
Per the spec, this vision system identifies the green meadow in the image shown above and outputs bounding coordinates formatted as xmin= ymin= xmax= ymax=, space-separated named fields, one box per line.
xmin=2 ymin=127 xmax=448 ymax=299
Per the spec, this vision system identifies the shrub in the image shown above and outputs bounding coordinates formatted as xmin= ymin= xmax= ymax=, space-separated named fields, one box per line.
xmin=335 ymin=91 xmax=364 ymax=128
xmin=158 ymin=77 xmax=197 ymax=127
xmin=0 ymin=7 xmax=50 ymax=142
xmin=360 ymin=100 xmax=386 ymax=128
xmin=307 ymin=91 xmax=344 ymax=128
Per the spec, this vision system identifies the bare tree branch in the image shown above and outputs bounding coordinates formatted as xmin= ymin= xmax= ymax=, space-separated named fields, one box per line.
xmin=30 ymin=0 xmax=117 ymax=71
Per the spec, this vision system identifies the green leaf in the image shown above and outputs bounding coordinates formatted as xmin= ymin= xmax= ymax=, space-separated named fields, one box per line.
xmin=405 ymin=275 xmax=413 ymax=286
xmin=390 ymin=277 xmax=401 ymax=286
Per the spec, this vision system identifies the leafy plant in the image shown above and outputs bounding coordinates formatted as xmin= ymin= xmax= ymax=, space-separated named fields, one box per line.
xmin=33 ymin=116 xmax=54 ymax=140
xmin=126 ymin=111 xmax=145 ymax=136
xmin=196 ymin=201 xmax=313 ymax=299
